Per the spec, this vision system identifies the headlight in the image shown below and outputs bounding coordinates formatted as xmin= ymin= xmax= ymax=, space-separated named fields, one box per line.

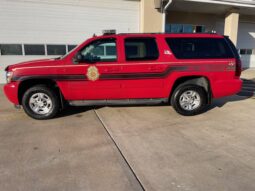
xmin=6 ymin=71 xmax=13 ymax=83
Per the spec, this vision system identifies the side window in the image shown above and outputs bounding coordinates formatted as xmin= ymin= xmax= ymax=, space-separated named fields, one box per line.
xmin=165 ymin=38 xmax=234 ymax=59
xmin=47 ymin=45 xmax=66 ymax=55
xmin=80 ymin=39 xmax=117 ymax=62
xmin=24 ymin=44 xmax=45 ymax=55
xmin=125 ymin=38 xmax=159 ymax=61
xmin=0 ymin=44 xmax=23 ymax=55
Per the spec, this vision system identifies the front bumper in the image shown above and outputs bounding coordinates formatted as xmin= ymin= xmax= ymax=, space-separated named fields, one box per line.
xmin=212 ymin=79 xmax=243 ymax=98
xmin=3 ymin=82 xmax=19 ymax=105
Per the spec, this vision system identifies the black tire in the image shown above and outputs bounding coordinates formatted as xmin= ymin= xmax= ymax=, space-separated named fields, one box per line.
xmin=22 ymin=85 xmax=60 ymax=120
xmin=171 ymin=85 xmax=207 ymax=116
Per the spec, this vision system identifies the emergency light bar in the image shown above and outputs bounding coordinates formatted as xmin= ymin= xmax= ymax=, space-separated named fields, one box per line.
xmin=102 ymin=29 xmax=116 ymax=35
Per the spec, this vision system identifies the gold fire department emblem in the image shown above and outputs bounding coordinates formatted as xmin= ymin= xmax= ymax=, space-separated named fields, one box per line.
xmin=86 ymin=66 xmax=100 ymax=81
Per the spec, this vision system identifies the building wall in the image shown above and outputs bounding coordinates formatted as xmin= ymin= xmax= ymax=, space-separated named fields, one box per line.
xmin=166 ymin=11 xmax=255 ymax=68
xmin=166 ymin=11 xmax=224 ymax=33
xmin=0 ymin=0 xmax=140 ymax=44
xmin=140 ymin=0 xmax=163 ymax=32
xmin=238 ymin=21 xmax=255 ymax=68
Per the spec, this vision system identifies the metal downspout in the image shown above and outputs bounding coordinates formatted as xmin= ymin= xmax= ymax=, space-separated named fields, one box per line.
xmin=162 ymin=0 xmax=172 ymax=32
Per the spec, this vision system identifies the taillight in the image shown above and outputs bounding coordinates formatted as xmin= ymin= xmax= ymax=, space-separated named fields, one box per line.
xmin=235 ymin=59 xmax=242 ymax=77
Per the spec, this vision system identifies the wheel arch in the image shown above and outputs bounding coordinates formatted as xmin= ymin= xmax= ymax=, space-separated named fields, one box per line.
xmin=170 ymin=76 xmax=212 ymax=103
xmin=18 ymin=78 xmax=64 ymax=107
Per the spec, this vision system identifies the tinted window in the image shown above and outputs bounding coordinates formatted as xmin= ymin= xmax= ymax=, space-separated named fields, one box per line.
xmin=24 ymin=44 xmax=45 ymax=55
xmin=47 ymin=45 xmax=66 ymax=55
xmin=166 ymin=38 xmax=234 ymax=59
xmin=80 ymin=39 xmax=117 ymax=62
xmin=0 ymin=44 xmax=22 ymax=55
xmin=68 ymin=45 xmax=77 ymax=52
xmin=125 ymin=38 xmax=159 ymax=61
xmin=224 ymin=37 xmax=240 ymax=59
xmin=106 ymin=45 xmax=116 ymax=56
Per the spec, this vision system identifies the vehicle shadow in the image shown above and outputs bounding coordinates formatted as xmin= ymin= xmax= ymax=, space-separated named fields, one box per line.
xmin=205 ymin=95 xmax=251 ymax=112
xmin=55 ymin=106 xmax=97 ymax=119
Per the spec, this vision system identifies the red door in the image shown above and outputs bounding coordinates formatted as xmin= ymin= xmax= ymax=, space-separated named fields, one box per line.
xmin=118 ymin=36 xmax=167 ymax=99
xmin=64 ymin=37 xmax=123 ymax=100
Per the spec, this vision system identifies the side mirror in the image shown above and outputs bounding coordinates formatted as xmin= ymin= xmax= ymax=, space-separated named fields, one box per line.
xmin=73 ymin=52 xmax=83 ymax=63
xmin=73 ymin=52 xmax=100 ymax=64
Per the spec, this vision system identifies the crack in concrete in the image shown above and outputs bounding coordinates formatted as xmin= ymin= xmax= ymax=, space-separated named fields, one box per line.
xmin=94 ymin=109 xmax=145 ymax=191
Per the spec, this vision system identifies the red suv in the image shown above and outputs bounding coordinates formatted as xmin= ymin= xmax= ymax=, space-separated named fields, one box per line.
xmin=4 ymin=33 xmax=242 ymax=119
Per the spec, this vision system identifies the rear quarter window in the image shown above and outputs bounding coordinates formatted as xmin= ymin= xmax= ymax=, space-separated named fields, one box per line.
xmin=165 ymin=38 xmax=234 ymax=59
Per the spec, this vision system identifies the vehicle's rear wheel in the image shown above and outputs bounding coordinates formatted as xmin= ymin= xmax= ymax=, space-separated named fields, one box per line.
xmin=22 ymin=85 xmax=60 ymax=120
xmin=171 ymin=85 xmax=207 ymax=116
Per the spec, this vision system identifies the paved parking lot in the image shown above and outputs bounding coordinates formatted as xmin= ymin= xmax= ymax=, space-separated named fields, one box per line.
xmin=0 ymin=70 xmax=255 ymax=191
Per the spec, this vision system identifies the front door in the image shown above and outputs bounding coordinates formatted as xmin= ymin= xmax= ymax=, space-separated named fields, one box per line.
xmin=67 ymin=37 xmax=123 ymax=100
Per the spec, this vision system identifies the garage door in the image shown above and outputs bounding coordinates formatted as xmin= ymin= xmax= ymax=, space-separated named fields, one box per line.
xmin=0 ymin=0 xmax=140 ymax=44
xmin=237 ymin=22 xmax=255 ymax=68
xmin=0 ymin=0 xmax=140 ymax=83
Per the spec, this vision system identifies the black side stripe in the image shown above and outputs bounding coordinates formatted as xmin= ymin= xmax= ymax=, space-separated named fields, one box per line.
xmin=100 ymin=66 xmax=187 ymax=80
xmin=12 ymin=74 xmax=87 ymax=82
xmin=12 ymin=66 xmax=187 ymax=82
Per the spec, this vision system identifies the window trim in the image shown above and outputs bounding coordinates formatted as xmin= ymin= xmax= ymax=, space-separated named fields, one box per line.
xmin=124 ymin=37 xmax=159 ymax=62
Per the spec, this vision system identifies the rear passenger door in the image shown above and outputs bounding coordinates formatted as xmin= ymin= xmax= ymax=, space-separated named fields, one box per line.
xmin=120 ymin=37 xmax=167 ymax=98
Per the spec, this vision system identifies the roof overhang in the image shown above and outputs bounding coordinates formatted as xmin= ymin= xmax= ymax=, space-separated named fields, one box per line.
xmin=166 ymin=0 xmax=255 ymax=16
xmin=184 ymin=0 xmax=255 ymax=8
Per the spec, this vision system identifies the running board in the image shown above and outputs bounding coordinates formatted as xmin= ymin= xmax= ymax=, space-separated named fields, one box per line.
xmin=68 ymin=98 xmax=168 ymax=106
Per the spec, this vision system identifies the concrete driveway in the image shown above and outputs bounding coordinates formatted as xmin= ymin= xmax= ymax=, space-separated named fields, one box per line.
xmin=0 ymin=70 xmax=255 ymax=191
xmin=0 ymin=89 xmax=143 ymax=191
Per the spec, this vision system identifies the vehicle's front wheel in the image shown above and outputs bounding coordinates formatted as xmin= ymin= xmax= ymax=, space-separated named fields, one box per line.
xmin=171 ymin=85 xmax=207 ymax=116
xmin=22 ymin=85 xmax=60 ymax=120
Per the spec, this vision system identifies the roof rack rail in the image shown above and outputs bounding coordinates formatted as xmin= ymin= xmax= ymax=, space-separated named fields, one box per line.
xmin=118 ymin=32 xmax=219 ymax=35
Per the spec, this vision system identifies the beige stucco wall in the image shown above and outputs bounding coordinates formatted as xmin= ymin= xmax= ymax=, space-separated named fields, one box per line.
xmin=140 ymin=0 xmax=163 ymax=32
xmin=224 ymin=11 xmax=239 ymax=45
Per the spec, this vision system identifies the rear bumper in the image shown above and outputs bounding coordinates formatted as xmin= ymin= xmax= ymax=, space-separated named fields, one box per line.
xmin=3 ymin=82 xmax=19 ymax=105
xmin=212 ymin=79 xmax=242 ymax=98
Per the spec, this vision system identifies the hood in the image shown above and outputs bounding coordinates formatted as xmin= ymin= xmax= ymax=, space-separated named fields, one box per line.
xmin=6 ymin=58 xmax=62 ymax=71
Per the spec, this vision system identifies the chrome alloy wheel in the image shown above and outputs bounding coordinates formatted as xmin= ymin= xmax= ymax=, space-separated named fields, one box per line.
xmin=29 ymin=93 xmax=53 ymax=115
xmin=179 ymin=90 xmax=201 ymax=111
